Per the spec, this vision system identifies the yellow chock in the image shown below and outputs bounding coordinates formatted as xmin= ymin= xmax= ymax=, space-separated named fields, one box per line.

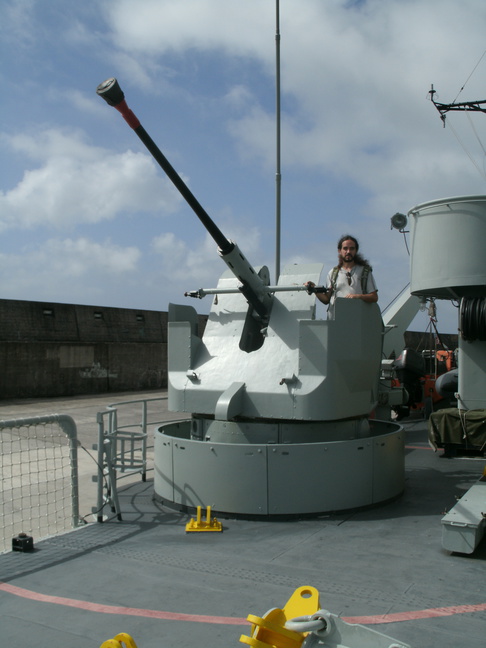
xmin=240 ymin=586 xmax=320 ymax=648
xmin=99 ymin=632 xmax=138 ymax=648
xmin=185 ymin=505 xmax=223 ymax=533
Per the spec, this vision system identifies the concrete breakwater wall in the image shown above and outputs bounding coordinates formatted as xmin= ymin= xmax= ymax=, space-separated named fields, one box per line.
xmin=0 ymin=299 xmax=206 ymax=399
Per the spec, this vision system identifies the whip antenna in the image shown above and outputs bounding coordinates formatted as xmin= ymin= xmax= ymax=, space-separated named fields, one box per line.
xmin=275 ymin=0 xmax=282 ymax=282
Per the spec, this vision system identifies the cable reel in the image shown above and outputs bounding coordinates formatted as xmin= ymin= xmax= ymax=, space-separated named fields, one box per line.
xmin=460 ymin=296 xmax=486 ymax=341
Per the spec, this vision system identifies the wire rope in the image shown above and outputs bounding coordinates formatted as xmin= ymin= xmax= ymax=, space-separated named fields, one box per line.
xmin=465 ymin=107 xmax=486 ymax=156
xmin=440 ymin=50 xmax=486 ymax=182
xmin=447 ymin=118 xmax=486 ymax=182
xmin=452 ymin=49 xmax=486 ymax=103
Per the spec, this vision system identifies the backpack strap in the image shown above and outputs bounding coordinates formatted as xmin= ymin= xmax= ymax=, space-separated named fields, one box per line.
xmin=360 ymin=264 xmax=372 ymax=293
xmin=330 ymin=266 xmax=339 ymax=293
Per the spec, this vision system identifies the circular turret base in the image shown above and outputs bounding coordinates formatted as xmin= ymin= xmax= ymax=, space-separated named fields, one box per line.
xmin=154 ymin=419 xmax=404 ymax=517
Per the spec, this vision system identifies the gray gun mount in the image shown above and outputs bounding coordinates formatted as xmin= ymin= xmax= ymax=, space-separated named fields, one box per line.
xmin=97 ymin=78 xmax=404 ymax=517
xmin=169 ymin=280 xmax=384 ymax=423
xmin=161 ymin=289 xmax=404 ymax=517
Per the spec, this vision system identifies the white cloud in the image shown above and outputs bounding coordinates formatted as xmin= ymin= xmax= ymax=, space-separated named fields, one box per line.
xmin=0 ymin=237 xmax=141 ymax=305
xmin=42 ymin=237 xmax=141 ymax=274
xmin=54 ymin=88 xmax=107 ymax=117
xmin=0 ymin=129 xmax=182 ymax=231
xmin=223 ymin=85 xmax=255 ymax=112
xmin=0 ymin=0 xmax=37 ymax=49
xmin=152 ymin=219 xmax=262 ymax=289
xmin=106 ymin=0 xmax=275 ymax=58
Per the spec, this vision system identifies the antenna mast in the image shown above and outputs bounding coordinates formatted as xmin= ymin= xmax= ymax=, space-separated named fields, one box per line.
xmin=275 ymin=0 xmax=281 ymax=282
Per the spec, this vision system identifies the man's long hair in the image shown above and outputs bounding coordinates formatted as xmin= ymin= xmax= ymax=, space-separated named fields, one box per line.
xmin=336 ymin=234 xmax=370 ymax=268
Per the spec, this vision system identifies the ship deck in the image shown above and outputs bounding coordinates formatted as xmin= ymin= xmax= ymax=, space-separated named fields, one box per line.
xmin=0 ymin=391 xmax=485 ymax=648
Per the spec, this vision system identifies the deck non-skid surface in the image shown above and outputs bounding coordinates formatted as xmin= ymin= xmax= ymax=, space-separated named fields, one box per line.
xmin=0 ymin=394 xmax=485 ymax=648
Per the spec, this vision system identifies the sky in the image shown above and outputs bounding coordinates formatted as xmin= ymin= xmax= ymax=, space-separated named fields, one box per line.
xmin=2 ymin=0 xmax=486 ymax=336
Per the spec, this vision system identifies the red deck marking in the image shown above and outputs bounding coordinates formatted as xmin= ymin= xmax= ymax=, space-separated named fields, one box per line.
xmin=0 ymin=582 xmax=247 ymax=625
xmin=1 ymin=581 xmax=485 ymax=626
xmin=405 ymin=445 xmax=434 ymax=451
xmin=343 ymin=602 xmax=486 ymax=625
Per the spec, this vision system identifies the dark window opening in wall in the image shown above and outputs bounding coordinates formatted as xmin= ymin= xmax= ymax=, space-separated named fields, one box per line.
xmin=136 ymin=314 xmax=145 ymax=322
xmin=94 ymin=311 xmax=104 ymax=320
xmin=43 ymin=308 xmax=54 ymax=316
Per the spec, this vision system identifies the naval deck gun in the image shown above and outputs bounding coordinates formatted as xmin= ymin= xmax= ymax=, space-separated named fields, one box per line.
xmin=97 ymin=78 xmax=404 ymax=517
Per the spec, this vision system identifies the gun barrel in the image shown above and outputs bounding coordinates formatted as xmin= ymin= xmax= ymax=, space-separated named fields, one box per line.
xmin=96 ymin=77 xmax=275 ymax=320
xmin=96 ymin=78 xmax=232 ymax=255
xmin=186 ymin=284 xmax=327 ymax=298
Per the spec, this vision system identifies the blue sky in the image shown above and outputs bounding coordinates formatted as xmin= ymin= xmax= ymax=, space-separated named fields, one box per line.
xmin=2 ymin=0 xmax=486 ymax=335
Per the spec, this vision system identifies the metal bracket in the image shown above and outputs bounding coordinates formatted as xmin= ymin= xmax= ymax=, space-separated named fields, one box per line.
xmin=286 ymin=610 xmax=411 ymax=648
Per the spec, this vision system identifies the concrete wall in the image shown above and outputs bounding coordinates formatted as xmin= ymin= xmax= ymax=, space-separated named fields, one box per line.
xmin=0 ymin=299 xmax=205 ymax=399
xmin=0 ymin=299 xmax=455 ymax=400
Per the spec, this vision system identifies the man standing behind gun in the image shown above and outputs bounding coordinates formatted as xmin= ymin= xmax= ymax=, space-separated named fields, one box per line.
xmin=306 ymin=234 xmax=378 ymax=319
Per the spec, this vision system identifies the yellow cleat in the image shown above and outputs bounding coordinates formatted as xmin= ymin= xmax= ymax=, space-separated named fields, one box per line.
xmin=185 ymin=505 xmax=223 ymax=532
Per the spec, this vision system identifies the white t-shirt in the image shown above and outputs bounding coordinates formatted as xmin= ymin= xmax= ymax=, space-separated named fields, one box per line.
xmin=325 ymin=265 xmax=378 ymax=319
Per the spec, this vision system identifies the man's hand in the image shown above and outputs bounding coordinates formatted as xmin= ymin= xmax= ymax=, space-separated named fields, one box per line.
xmin=305 ymin=281 xmax=316 ymax=295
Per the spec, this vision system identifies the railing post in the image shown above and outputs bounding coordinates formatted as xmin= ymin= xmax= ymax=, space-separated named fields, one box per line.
xmin=96 ymin=412 xmax=106 ymax=523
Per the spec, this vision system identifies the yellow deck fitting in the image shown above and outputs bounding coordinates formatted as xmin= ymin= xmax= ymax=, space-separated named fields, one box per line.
xmin=185 ymin=505 xmax=223 ymax=532
xmin=240 ymin=586 xmax=320 ymax=648
xmin=99 ymin=632 xmax=138 ymax=648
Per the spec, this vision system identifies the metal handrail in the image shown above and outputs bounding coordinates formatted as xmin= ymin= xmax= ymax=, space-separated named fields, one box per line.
xmin=95 ymin=396 xmax=169 ymax=522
